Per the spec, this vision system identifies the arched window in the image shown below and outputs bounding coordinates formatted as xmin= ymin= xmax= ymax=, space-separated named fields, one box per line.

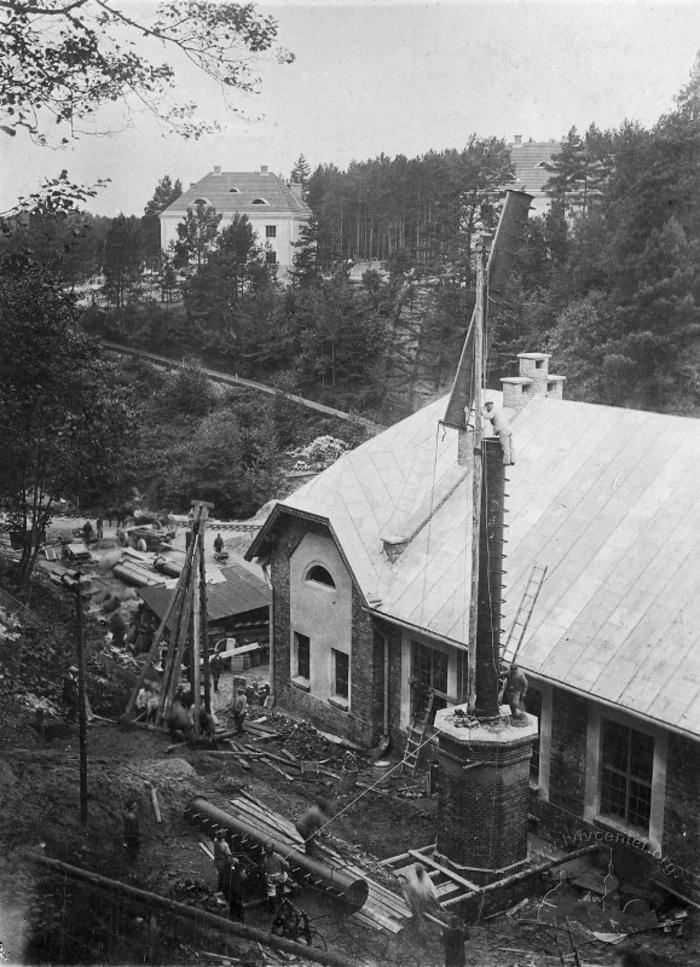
xmin=251 ymin=197 xmax=269 ymax=205
xmin=228 ymin=187 xmax=240 ymax=193
xmin=305 ymin=565 xmax=335 ymax=588
xmin=191 ymin=197 xmax=211 ymax=206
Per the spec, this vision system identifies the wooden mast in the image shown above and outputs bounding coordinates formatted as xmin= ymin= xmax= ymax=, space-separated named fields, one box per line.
xmin=466 ymin=238 xmax=488 ymax=713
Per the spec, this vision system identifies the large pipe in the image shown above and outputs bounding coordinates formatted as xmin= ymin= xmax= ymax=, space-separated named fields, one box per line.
xmin=26 ymin=851 xmax=358 ymax=967
xmin=185 ymin=797 xmax=369 ymax=911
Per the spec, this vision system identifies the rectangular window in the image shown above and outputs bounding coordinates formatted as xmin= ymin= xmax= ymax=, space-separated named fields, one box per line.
xmin=266 ymin=250 xmax=277 ymax=265
xmin=410 ymin=641 xmax=449 ymax=721
xmin=600 ymin=719 xmax=653 ymax=831
xmin=294 ymin=632 xmax=310 ymax=681
xmin=524 ymin=688 xmax=542 ymax=783
xmin=265 ymin=225 xmax=276 ymax=238
xmin=332 ymin=649 xmax=349 ymax=701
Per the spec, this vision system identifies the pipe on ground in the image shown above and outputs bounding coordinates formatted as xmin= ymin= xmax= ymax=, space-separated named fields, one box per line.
xmin=185 ymin=796 xmax=369 ymax=911
xmin=26 ymin=850 xmax=359 ymax=967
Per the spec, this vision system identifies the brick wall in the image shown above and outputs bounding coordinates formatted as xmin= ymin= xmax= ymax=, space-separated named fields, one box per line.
xmin=269 ymin=513 xmax=382 ymax=747
xmin=548 ymin=689 xmax=587 ymax=814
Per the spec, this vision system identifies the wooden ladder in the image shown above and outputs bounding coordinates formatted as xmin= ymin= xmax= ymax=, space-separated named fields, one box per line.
xmin=401 ymin=690 xmax=434 ymax=773
xmin=501 ymin=563 xmax=548 ymax=667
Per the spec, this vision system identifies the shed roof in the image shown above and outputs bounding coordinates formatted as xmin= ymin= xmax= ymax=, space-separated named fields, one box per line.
xmin=161 ymin=170 xmax=311 ymax=218
xmin=140 ymin=560 xmax=270 ymax=626
xmin=250 ymin=393 xmax=700 ymax=738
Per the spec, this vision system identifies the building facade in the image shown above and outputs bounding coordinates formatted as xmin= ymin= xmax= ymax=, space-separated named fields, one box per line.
xmin=247 ymin=352 xmax=700 ymax=901
xmin=159 ymin=166 xmax=311 ymax=280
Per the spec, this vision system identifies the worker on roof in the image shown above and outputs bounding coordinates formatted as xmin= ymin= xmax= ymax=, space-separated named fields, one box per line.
xmin=482 ymin=401 xmax=515 ymax=466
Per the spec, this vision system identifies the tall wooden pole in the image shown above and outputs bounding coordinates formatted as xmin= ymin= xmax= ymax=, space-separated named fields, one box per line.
xmin=466 ymin=238 xmax=488 ymax=713
xmin=63 ymin=573 xmax=89 ymax=823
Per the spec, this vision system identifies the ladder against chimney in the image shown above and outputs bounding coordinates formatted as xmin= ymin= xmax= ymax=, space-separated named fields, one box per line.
xmin=500 ymin=563 xmax=548 ymax=668
xmin=401 ymin=689 xmax=435 ymax=773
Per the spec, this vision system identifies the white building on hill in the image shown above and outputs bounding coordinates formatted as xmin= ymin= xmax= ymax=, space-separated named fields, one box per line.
xmin=160 ymin=166 xmax=311 ymax=280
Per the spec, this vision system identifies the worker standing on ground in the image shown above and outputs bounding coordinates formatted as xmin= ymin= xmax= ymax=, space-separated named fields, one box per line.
xmin=482 ymin=401 xmax=515 ymax=466
xmin=213 ymin=829 xmax=233 ymax=895
xmin=62 ymin=666 xmax=79 ymax=719
xmin=504 ymin=664 xmax=529 ymax=718
xmin=261 ymin=841 xmax=290 ymax=912
xmin=82 ymin=520 xmax=94 ymax=542
xmin=122 ymin=801 xmax=140 ymax=858
xmin=228 ymin=857 xmax=247 ymax=922
xmin=441 ymin=914 xmax=470 ymax=967
xmin=213 ymin=533 xmax=224 ymax=554
xmin=232 ymin=687 xmax=247 ymax=733
xmin=209 ymin=651 xmax=222 ymax=693
xmin=295 ymin=798 xmax=330 ymax=858
xmin=402 ymin=862 xmax=440 ymax=933
xmin=96 ymin=514 xmax=104 ymax=541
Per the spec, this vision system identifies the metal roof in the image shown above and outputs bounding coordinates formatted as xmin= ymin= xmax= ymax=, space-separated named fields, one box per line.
xmin=251 ymin=394 xmax=700 ymax=738
xmin=139 ymin=560 xmax=270 ymax=627
xmin=161 ymin=170 xmax=311 ymax=218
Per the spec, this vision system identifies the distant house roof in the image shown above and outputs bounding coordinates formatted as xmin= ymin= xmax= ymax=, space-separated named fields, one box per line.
xmin=140 ymin=560 xmax=270 ymax=628
xmin=507 ymin=139 xmax=559 ymax=198
xmin=161 ymin=170 xmax=311 ymax=218
xmin=248 ymin=393 xmax=700 ymax=740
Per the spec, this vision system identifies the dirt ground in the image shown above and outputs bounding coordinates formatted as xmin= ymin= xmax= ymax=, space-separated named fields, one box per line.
xmin=0 ymin=557 xmax=697 ymax=967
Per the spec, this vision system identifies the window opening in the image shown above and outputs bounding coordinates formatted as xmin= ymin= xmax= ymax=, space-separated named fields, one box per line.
xmin=332 ymin=650 xmax=349 ymax=700
xmin=228 ymin=187 xmax=240 ymax=193
xmin=266 ymin=251 xmax=277 ymax=265
xmin=600 ymin=720 xmax=653 ymax=831
xmin=266 ymin=225 xmax=277 ymax=237
xmin=252 ymin=197 xmax=268 ymax=205
xmin=294 ymin=633 xmax=310 ymax=681
xmin=410 ymin=641 xmax=448 ymax=723
xmin=306 ymin=565 xmax=334 ymax=587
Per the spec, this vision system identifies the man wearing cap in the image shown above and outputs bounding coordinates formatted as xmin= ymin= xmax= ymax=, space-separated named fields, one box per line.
xmin=261 ymin=842 xmax=289 ymax=911
xmin=482 ymin=401 xmax=515 ymax=465
xmin=213 ymin=829 xmax=233 ymax=894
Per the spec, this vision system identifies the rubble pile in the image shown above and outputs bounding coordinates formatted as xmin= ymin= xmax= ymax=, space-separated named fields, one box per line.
xmin=287 ymin=435 xmax=349 ymax=473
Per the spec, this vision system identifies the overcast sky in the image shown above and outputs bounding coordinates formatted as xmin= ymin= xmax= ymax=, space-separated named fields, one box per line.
xmin=2 ymin=0 xmax=700 ymax=216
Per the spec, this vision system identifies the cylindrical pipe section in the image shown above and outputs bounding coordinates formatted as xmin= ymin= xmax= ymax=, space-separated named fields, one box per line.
xmin=185 ymin=797 xmax=369 ymax=911
xmin=474 ymin=438 xmax=505 ymax=717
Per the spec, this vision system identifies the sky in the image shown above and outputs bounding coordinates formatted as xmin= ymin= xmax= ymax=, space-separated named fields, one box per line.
xmin=2 ymin=0 xmax=700 ymax=216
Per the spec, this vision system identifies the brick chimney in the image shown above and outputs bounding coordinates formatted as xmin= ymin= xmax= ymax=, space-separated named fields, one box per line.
xmin=260 ymin=165 xmax=269 ymax=175
xmin=501 ymin=352 xmax=565 ymax=413
xmin=513 ymin=134 xmax=523 ymax=147
xmin=213 ymin=165 xmax=221 ymax=175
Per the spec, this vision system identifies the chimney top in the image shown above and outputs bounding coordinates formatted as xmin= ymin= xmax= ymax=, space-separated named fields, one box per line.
xmin=213 ymin=165 xmax=221 ymax=175
xmin=260 ymin=165 xmax=269 ymax=174
xmin=513 ymin=134 xmax=523 ymax=147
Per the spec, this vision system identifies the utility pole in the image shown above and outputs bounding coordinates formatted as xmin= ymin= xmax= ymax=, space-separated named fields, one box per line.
xmin=466 ymin=237 xmax=488 ymax=714
xmin=63 ymin=571 xmax=88 ymax=824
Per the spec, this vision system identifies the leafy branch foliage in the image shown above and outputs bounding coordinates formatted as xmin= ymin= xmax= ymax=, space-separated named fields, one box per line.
xmin=0 ymin=0 xmax=293 ymax=143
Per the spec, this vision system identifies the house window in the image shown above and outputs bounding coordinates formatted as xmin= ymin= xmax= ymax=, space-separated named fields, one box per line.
xmin=252 ymin=197 xmax=268 ymax=205
xmin=547 ymin=382 xmax=557 ymax=392
xmin=535 ymin=358 xmax=544 ymax=369
xmin=410 ymin=641 xmax=449 ymax=720
xmin=600 ymin=720 xmax=654 ymax=831
xmin=332 ymin=649 xmax=349 ymax=702
xmin=266 ymin=225 xmax=277 ymax=238
xmin=192 ymin=197 xmax=210 ymax=206
xmin=266 ymin=251 xmax=277 ymax=265
xmin=305 ymin=565 xmax=335 ymax=588
xmin=228 ymin=187 xmax=240 ymax=193
xmin=524 ymin=688 xmax=542 ymax=783
xmin=294 ymin=632 xmax=310 ymax=682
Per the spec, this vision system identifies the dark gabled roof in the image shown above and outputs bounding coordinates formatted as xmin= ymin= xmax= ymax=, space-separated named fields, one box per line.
xmin=161 ymin=171 xmax=311 ymax=217
xmin=139 ymin=560 xmax=270 ymax=627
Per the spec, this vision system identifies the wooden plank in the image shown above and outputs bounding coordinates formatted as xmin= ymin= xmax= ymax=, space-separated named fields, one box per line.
xmin=406 ymin=849 xmax=479 ymax=892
